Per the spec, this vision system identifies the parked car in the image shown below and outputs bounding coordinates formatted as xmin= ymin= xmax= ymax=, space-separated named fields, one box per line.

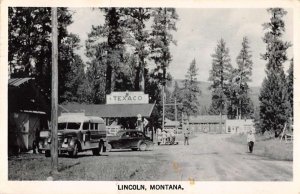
xmin=39 ymin=113 xmax=107 ymax=157
xmin=107 ymin=130 xmax=154 ymax=151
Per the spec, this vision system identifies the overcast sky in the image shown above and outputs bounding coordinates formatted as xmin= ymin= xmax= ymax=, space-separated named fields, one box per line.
xmin=67 ymin=8 xmax=293 ymax=87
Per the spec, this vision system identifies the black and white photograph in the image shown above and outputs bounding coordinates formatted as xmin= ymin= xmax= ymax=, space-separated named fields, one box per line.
xmin=1 ymin=0 xmax=300 ymax=193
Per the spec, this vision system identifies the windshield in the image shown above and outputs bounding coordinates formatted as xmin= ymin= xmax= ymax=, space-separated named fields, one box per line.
xmin=58 ymin=122 xmax=81 ymax=130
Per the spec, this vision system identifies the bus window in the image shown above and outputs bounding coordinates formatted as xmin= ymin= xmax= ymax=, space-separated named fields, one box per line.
xmin=67 ymin=122 xmax=81 ymax=130
xmin=83 ymin=122 xmax=89 ymax=130
xmin=58 ymin=123 xmax=67 ymax=130
xmin=90 ymin=123 xmax=94 ymax=130
xmin=94 ymin=123 xmax=98 ymax=130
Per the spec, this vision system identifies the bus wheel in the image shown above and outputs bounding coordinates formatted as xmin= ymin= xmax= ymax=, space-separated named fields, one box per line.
xmin=45 ymin=150 xmax=51 ymax=157
xmin=92 ymin=142 xmax=103 ymax=156
xmin=69 ymin=143 xmax=78 ymax=158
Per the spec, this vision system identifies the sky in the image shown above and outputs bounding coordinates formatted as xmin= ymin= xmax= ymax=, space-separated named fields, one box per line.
xmin=67 ymin=8 xmax=293 ymax=87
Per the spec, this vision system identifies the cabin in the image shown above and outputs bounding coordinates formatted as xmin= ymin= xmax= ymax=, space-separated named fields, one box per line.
xmin=225 ymin=119 xmax=254 ymax=134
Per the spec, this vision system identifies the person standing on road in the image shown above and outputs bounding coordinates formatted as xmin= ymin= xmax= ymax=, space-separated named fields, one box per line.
xmin=183 ymin=120 xmax=190 ymax=145
xmin=247 ymin=128 xmax=256 ymax=153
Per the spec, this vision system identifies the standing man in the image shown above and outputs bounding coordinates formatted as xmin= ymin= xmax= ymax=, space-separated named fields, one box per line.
xmin=247 ymin=127 xmax=256 ymax=153
xmin=183 ymin=119 xmax=190 ymax=145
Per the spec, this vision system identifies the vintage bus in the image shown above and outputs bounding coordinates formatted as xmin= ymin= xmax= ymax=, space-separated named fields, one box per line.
xmin=39 ymin=113 xmax=107 ymax=157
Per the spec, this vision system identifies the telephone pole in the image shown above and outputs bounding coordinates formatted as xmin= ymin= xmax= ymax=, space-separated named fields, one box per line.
xmin=51 ymin=7 xmax=58 ymax=174
xmin=165 ymin=97 xmax=182 ymax=134
xmin=162 ymin=86 xmax=165 ymax=130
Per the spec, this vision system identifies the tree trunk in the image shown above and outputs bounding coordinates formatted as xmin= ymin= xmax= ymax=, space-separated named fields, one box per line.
xmin=134 ymin=64 xmax=141 ymax=91
xmin=106 ymin=64 xmax=112 ymax=94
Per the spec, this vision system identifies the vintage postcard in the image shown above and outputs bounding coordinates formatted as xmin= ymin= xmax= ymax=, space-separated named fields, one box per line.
xmin=1 ymin=0 xmax=299 ymax=194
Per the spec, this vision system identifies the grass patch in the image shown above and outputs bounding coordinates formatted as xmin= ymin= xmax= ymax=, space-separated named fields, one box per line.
xmin=227 ymin=134 xmax=293 ymax=161
xmin=8 ymin=151 xmax=165 ymax=181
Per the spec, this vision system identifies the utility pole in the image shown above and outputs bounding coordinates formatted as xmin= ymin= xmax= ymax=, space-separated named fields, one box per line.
xmin=165 ymin=97 xmax=182 ymax=134
xmin=51 ymin=7 xmax=58 ymax=174
xmin=162 ymin=86 xmax=165 ymax=130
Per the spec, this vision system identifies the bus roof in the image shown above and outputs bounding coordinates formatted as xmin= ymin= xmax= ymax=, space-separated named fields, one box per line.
xmin=58 ymin=113 xmax=105 ymax=123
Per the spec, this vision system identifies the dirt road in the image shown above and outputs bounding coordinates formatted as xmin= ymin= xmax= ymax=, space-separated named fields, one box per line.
xmin=157 ymin=134 xmax=292 ymax=181
xmin=8 ymin=134 xmax=292 ymax=181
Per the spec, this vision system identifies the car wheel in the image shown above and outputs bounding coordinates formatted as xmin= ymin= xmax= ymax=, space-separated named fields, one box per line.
xmin=45 ymin=150 xmax=51 ymax=157
xmin=106 ymin=144 xmax=112 ymax=152
xmin=146 ymin=143 xmax=154 ymax=151
xmin=69 ymin=143 xmax=78 ymax=157
xmin=139 ymin=142 xmax=147 ymax=151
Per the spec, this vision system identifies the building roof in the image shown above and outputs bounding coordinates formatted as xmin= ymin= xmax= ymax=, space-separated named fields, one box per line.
xmin=8 ymin=78 xmax=34 ymax=87
xmin=189 ymin=115 xmax=227 ymax=124
xmin=59 ymin=103 xmax=155 ymax=118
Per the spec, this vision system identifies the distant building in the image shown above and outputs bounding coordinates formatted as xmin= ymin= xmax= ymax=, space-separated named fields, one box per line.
xmin=189 ymin=115 xmax=227 ymax=133
xmin=164 ymin=118 xmax=180 ymax=130
xmin=226 ymin=119 xmax=254 ymax=134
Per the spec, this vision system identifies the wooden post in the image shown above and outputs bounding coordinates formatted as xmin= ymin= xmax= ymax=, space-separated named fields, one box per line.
xmin=162 ymin=86 xmax=165 ymax=130
xmin=175 ymin=98 xmax=178 ymax=134
xmin=51 ymin=7 xmax=58 ymax=174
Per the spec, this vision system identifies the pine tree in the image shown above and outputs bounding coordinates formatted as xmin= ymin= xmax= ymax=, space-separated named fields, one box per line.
xmin=86 ymin=8 xmax=126 ymax=95
xmin=148 ymin=8 xmax=178 ymax=128
xmin=8 ymin=7 xmax=83 ymax=104
xmin=208 ymin=38 xmax=233 ymax=115
xmin=149 ymin=8 xmax=178 ymax=86
xmin=123 ymin=8 xmax=152 ymax=91
xmin=259 ymin=69 xmax=290 ymax=136
xmin=229 ymin=37 xmax=254 ymax=119
xmin=180 ymin=59 xmax=201 ymax=116
xmin=259 ymin=8 xmax=291 ymax=136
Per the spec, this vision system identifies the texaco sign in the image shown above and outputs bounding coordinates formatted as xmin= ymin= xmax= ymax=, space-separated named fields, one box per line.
xmin=106 ymin=91 xmax=149 ymax=104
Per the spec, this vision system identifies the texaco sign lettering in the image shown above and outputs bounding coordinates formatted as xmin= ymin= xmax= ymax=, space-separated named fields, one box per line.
xmin=106 ymin=91 xmax=149 ymax=104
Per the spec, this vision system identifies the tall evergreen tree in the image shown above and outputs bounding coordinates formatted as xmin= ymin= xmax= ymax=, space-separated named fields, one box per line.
xmin=172 ymin=81 xmax=181 ymax=101
xmin=229 ymin=37 xmax=254 ymax=119
xmin=180 ymin=59 xmax=201 ymax=116
xmin=149 ymin=8 xmax=178 ymax=87
xmin=259 ymin=70 xmax=290 ymax=136
xmin=259 ymin=8 xmax=291 ymax=136
xmin=148 ymin=8 xmax=178 ymax=128
xmin=8 ymin=7 xmax=83 ymax=104
xmin=86 ymin=8 xmax=126 ymax=95
xmin=123 ymin=8 xmax=151 ymax=91
xmin=208 ymin=38 xmax=233 ymax=115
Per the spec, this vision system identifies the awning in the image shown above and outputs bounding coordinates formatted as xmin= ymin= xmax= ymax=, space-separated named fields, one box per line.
xmin=59 ymin=103 xmax=155 ymax=118
xmin=8 ymin=78 xmax=34 ymax=87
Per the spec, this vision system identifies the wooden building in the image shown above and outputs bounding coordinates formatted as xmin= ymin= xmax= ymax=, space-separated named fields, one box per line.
xmin=8 ymin=78 xmax=49 ymax=154
xmin=189 ymin=115 xmax=227 ymax=134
